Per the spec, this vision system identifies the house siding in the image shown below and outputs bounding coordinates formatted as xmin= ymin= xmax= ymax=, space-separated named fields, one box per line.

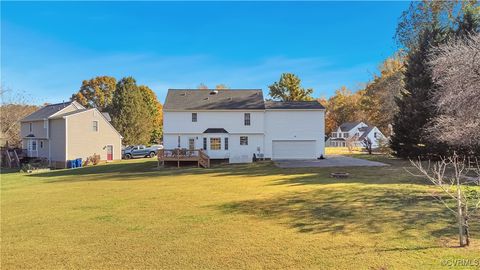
xmin=264 ymin=110 xmax=325 ymax=159
xmin=66 ymin=110 xmax=122 ymax=161
xmin=20 ymin=120 xmax=48 ymax=139
xmin=49 ymin=118 xmax=66 ymax=166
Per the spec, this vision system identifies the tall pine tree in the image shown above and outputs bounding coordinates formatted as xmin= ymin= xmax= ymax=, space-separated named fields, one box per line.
xmin=391 ymin=26 xmax=449 ymax=158
xmin=110 ymin=77 xmax=153 ymax=145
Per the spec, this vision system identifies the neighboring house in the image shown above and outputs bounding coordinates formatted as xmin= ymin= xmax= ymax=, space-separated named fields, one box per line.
xmin=163 ymin=89 xmax=325 ymax=163
xmin=327 ymin=121 xmax=386 ymax=148
xmin=20 ymin=101 xmax=123 ymax=168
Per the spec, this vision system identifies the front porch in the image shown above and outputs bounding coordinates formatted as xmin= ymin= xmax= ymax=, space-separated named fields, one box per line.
xmin=157 ymin=149 xmax=210 ymax=168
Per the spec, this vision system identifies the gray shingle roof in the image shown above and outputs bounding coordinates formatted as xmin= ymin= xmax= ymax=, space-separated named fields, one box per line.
xmin=265 ymin=100 xmax=325 ymax=110
xmin=164 ymin=89 xmax=265 ymax=110
xmin=21 ymin=102 xmax=73 ymax=122
xmin=339 ymin=122 xmax=362 ymax=132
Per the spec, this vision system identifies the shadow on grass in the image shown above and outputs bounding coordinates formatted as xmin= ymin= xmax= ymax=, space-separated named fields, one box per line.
xmin=216 ymin=186 xmax=478 ymax=243
xmin=26 ymin=158 xmax=429 ymax=186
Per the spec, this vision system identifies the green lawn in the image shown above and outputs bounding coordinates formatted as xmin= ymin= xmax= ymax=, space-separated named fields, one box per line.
xmin=1 ymin=157 xmax=479 ymax=269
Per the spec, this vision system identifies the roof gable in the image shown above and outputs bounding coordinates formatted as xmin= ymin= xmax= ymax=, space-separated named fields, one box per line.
xmin=339 ymin=122 xmax=364 ymax=132
xmin=21 ymin=101 xmax=80 ymax=122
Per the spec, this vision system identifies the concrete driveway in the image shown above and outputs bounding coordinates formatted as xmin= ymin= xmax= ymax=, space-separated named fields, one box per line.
xmin=274 ymin=155 xmax=388 ymax=168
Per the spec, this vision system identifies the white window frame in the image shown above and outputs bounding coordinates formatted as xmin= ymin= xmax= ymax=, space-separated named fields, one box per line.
xmin=192 ymin=113 xmax=197 ymax=122
xmin=210 ymin=137 xmax=221 ymax=150
xmin=244 ymin=113 xmax=251 ymax=126
xmin=240 ymin=136 xmax=248 ymax=146
xmin=92 ymin=121 xmax=99 ymax=132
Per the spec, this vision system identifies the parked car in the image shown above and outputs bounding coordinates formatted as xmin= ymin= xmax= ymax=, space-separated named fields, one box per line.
xmin=122 ymin=145 xmax=163 ymax=159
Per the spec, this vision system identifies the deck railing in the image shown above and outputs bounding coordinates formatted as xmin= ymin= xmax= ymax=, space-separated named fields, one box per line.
xmin=158 ymin=149 xmax=210 ymax=168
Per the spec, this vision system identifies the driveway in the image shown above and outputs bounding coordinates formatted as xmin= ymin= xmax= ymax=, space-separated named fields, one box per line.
xmin=274 ymin=155 xmax=389 ymax=168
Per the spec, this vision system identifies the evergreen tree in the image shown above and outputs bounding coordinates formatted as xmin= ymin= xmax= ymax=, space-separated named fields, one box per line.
xmin=268 ymin=73 xmax=313 ymax=101
xmin=391 ymin=26 xmax=449 ymax=158
xmin=110 ymin=77 xmax=153 ymax=145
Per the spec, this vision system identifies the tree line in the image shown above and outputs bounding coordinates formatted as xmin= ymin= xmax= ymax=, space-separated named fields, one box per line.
xmin=71 ymin=76 xmax=163 ymax=146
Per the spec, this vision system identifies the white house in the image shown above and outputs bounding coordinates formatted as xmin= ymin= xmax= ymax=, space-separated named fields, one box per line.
xmin=327 ymin=121 xmax=386 ymax=148
xmin=163 ymin=89 xmax=325 ymax=163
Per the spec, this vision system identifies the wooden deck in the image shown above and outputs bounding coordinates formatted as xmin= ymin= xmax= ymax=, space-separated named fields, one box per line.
xmin=157 ymin=149 xmax=210 ymax=168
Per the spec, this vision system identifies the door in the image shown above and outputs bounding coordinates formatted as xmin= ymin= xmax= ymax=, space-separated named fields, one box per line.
xmin=272 ymin=140 xmax=316 ymax=160
xmin=107 ymin=145 xmax=113 ymax=161
xmin=188 ymin=138 xmax=195 ymax=150
xmin=27 ymin=139 xmax=38 ymax=157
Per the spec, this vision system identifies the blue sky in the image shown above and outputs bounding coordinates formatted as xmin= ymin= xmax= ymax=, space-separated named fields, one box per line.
xmin=1 ymin=1 xmax=409 ymax=105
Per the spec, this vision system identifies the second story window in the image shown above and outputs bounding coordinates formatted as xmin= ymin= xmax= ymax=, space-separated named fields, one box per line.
xmin=192 ymin=113 xmax=197 ymax=122
xmin=92 ymin=121 xmax=99 ymax=132
xmin=344 ymin=133 xmax=349 ymax=138
xmin=244 ymin=113 xmax=251 ymax=126
xmin=44 ymin=120 xmax=47 ymax=129
xmin=29 ymin=123 xmax=32 ymax=132
xmin=332 ymin=132 xmax=337 ymax=138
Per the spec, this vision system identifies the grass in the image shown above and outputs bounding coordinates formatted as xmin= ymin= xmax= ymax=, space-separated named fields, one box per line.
xmin=326 ymin=146 xmax=365 ymax=155
xmin=1 ymin=157 xmax=479 ymax=269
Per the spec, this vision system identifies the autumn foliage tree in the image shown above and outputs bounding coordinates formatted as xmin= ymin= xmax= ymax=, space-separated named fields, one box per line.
xmin=139 ymin=85 xmax=163 ymax=143
xmin=71 ymin=76 xmax=117 ymax=112
xmin=268 ymin=73 xmax=313 ymax=101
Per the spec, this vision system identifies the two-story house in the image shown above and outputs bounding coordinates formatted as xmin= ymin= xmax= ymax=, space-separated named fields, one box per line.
xmin=20 ymin=101 xmax=123 ymax=168
xmin=163 ymin=89 xmax=325 ymax=163
xmin=328 ymin=121 xmax=386 ymax=148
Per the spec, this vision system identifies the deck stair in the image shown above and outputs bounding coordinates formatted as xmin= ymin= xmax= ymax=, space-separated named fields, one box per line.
xmin=2 ymin=148 xmax=21 ymax=168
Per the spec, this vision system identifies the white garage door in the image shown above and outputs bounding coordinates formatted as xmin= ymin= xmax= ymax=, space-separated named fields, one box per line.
xmin=272 ymin=140 xmax=317 ymax=160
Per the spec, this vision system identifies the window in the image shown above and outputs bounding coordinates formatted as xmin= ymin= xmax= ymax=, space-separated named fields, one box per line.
xmin=240 ymin=136 xmax=248 ymax=145
xmin=188 ymin=138 xmax=195 ymax=150
xmin=343 ymin=133 xmax=349 ymax=138
xmin=44 ymin=120 xmax=47 ymax=129
xmin=29 ymin=123 xmax=32 ymax=132
xmin=31 ymin=140 xmax=37 ymax=151
xmin=224 ymin=137 xmax=229 ymax=150
xmin=210 ymin=138 xmax=221 ymax=150
xmin=374 ymin=132 xmax=378 ymax=138
xmin=332 ymin=132 xmax=337 ymax=138
xmin=92 ymin=121 xmax=99 ymax=132
xmin=40 ymin=141 xmax=43 ymax=148
xmin=244 ymin=113 xmax=251 ymax=126
xmin=203 ymin=138 xmax=207 ymax=150
xmin=192 ymin=113 xmax=197 ymax=122
xmin=177 ymin=136 xmax=181 ymax=148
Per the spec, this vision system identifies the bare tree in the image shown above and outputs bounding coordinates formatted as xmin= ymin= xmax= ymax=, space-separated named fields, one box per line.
xmin=197 ymin=83 xmax=208 ymax=89
xmin=410 ymin=153 xmax=480 ymax=247
xmin=345 ymin=135 xmax=358 ymax=153
xmin=427 ymin=33 xmax=480 ymax=148
xmin=0 ymin=87 xmax=38 ymax=147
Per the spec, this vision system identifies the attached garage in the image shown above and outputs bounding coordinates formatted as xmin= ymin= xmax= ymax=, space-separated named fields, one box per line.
xmin=272 ymin=140 xmax=317 ymax=160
